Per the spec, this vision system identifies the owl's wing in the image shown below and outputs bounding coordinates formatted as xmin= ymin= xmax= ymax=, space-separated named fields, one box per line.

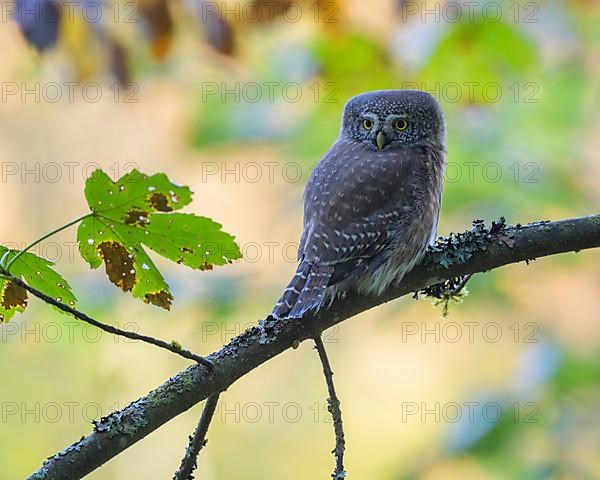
xmin=273 ymin=142 xmax=441 ymax=319
xmin=300 ymin=142 xmax=436 ymax=287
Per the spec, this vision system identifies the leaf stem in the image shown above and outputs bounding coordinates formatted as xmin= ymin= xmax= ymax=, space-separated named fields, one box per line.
xmin=3 ymin=213 xmax=93 ymax=272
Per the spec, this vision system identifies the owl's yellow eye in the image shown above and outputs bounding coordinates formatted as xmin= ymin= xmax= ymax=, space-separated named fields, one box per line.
xmin=394 ymin=119 xmax=408 ymax=131
xmin=362 ymin=119 xmax=373 ymax=130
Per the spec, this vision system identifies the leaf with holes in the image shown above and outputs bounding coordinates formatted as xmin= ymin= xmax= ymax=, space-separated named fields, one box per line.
xmin=0 ymin=246 xmax=77 ymax=323
xmin=77 ymin=169 xmax=242 ymax=309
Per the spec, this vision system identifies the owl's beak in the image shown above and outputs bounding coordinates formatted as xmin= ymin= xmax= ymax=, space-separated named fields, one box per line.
xmin=376 ymin=131 xmax=387 ymax=150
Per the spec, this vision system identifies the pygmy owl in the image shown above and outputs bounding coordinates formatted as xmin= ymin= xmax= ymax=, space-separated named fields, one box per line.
xmin=272 ymin=90 xmax=446 ymax=319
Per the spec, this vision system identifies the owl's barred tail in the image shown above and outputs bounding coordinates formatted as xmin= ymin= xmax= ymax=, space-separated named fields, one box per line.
xmin=272 ymin=261 xmax=312 ymax=318
xmin=272 ymin=262 xmax=334 ymax=319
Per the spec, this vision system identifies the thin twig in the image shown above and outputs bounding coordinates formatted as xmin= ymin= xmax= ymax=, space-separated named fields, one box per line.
xmin=2 ymin=275 xmax=214 ymax=370
xmin=173 ymin=393 xmax=220 ymax=480
xmin=314 ymin=336 xmax=346 ymax=479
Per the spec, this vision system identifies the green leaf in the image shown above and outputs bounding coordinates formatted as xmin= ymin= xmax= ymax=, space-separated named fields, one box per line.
xmin=77 ymin=169 xmax=242 ymax=309
xmin=0 ymin=246 xmax=77 ymax=323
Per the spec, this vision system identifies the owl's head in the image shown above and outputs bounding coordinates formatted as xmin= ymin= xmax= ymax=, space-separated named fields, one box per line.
xmin=340 ymin=90 xmax=445 ymax=151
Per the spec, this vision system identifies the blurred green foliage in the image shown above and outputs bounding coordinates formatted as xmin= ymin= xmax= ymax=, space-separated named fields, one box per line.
xmin=5 ymin=0 xmax=600 ymax=478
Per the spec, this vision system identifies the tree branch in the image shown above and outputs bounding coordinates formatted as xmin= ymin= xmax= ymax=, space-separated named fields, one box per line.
xmin=314 ymin=336 xmax=346 ymax=479
xmin=27 ymin=214 xmax=600 ymax=480
xmin=173 ymin=393 xmax=220 ymax=480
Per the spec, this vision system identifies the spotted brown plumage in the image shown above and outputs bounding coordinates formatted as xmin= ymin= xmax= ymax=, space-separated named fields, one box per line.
xmin=272 ymin=90 xmax=446 ymax=319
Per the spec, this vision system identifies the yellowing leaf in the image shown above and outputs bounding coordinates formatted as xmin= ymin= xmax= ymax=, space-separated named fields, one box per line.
xmin=77 ymin=169 xmax=242 ymax=309
xmin=0 ymin=246 xmax=77 ymax=323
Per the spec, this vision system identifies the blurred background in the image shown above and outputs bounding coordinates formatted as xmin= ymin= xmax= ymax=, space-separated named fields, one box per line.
xmin=0 ymin=0 xmax=599 ymax=478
